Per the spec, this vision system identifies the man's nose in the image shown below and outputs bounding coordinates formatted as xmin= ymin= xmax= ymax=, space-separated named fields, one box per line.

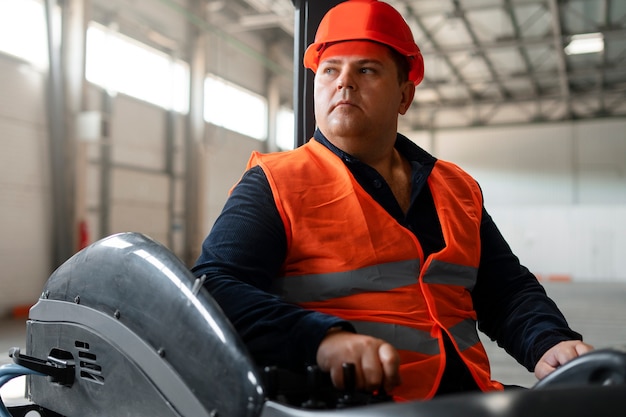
xmin=337 ymin=70 xmax=355 ymax=90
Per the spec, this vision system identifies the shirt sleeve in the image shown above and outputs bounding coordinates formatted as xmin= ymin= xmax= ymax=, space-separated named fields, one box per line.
xmin=192 ymin=166 xmax=353 ymax=371
xmin=472 ymin=207 xmax=582 ymax=371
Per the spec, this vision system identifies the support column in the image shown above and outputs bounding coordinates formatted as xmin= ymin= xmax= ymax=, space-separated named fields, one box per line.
xmin=183 ymin=0 xmax=207 ymax=266
xmin=266 ymin=55 xmax=281 ymax=153
xmin=45 ymin=0 xmax=86 ymax=268
xmin=66 ymin=0 xmax=90 ymax=251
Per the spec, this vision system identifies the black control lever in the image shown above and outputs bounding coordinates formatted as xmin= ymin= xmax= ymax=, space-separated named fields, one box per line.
xmin=337 ymin=362 xmax=358 ymax=407
xmin=301 ymin=365 xmax=328 ymax=409
xmin=263 ymin=366 xmax=278 ymax=400
xmin=369 ymin=385 xmax=393 ymax=403
xmin=336 ymin=362 xmax=394 ymax=406
xmin=9 ymin=347 xmax=75 ymax=387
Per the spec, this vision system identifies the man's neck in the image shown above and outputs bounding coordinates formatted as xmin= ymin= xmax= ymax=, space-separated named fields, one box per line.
xmin=329 ymin=133 xmax=397 ymax=167
xmin=323 ymin=132 xmax=412 ymax=213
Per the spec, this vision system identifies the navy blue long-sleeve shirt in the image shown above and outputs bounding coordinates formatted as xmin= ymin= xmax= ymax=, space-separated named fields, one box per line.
xmin=192 ymin=129 xmax=581 ymax=379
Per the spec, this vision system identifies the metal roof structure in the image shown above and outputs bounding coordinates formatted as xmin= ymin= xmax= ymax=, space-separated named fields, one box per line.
xmin=215 ymin=0 xmax=626 ymax=130
xmin=93 ymin=0 xmax=626 ymax=131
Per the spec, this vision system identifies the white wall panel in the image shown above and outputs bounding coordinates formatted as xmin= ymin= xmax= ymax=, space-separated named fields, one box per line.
xmin=110 ymin=95 xmax=166 ymax=170
xmin=206 ymin=30 xmax=269 ymax=96
xmin=203 ymin=124 xmax=264 ymax=234
xmin=111 ymin=167 xmax=170 ymax=205
xmin=490 ymin=206 xmax=626 ymax=282
xmin=0 ymin=57 xmax=50 ymax=314
xmin=429 ymin=120 xmax=626 ymax=206
xmin=109 ymin=167 xmax=170 ymax=244
xmin=85 ymin=162 xmax=101 ymax=208
xmin=0 ymin=58 xmax=46 ymax=123
xmin=81 ymin=88 xmax=184 ymax=255
xmin=418 ymin=119 xmax=626 ymax=282
xmin=576 ymin=120 xmax=626 ymax=204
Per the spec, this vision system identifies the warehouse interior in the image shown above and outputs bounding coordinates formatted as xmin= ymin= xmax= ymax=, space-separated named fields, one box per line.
xmin=1 ymin=0 xmax=626 ymax=406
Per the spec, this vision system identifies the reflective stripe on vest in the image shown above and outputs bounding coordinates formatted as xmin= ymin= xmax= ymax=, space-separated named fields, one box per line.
xmin=422 ymin=259 xmax=477 ymax=290
xmin=275 ymin=259 xmax=478 ymax=304
xmin=352 ymin=321 xmax=439 ymax=355
xmin=274 ymin=259 xmax=420 ymax=303
xmin=351 ymin=317 xmax=480 ymax=355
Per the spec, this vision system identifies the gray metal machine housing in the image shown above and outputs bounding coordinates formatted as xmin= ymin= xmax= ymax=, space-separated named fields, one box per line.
xmin=26 ymin=232 xmax=264 ymax=417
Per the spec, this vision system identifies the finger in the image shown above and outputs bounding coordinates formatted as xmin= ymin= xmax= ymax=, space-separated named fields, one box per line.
xmin=544 ymin=341 xmax=578 ymax=369
xmin=555 ymin=346 xmax=578 ymax=366
xmin=378 ymin=343 xmax=401 ymax=391
xmin=329 ymin=363 xmax=345 ymax=390
xmin=555 ymin=340 xmax=593 ymax=365
xmin=534 ymin=360 xmax=556 ymax=380
xmin=575 ymin=342 xmax=593 ymax=356
xmin=359 ymin=346 xmax=384 ymax=391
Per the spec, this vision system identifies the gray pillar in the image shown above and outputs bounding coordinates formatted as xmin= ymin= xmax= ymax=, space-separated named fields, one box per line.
xmin=45 ymin=0 xmax=86 ymax=268
xmin=183 ymin=0 xmax=207 ymax=266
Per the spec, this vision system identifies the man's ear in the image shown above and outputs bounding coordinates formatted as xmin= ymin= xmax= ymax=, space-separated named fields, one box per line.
xmin=398 ymin=81 xmax=415 ymax=115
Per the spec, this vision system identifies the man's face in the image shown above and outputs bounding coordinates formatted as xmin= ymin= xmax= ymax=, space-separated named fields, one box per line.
xmin=313 ymin=41 xmax=414 ymax=145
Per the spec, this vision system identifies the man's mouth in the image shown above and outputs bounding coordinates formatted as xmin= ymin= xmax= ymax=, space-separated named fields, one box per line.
xmin=333 ymin=100 xmax=357 ymax=109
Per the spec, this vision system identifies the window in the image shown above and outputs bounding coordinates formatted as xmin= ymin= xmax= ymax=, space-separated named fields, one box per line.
xmin=276 ymin=107 xmax=295 ymax=150
xmin=0 ymin=0 xmax=48 ymax=68
xmin=85 ymin=22 xmax=189 ymax=113
xmin=204 ymin=74 xmax=268 ymax=140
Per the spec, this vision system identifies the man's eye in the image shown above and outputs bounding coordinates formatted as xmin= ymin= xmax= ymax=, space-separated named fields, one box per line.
xmin=360 ymin=67 xmax=375 ymax=74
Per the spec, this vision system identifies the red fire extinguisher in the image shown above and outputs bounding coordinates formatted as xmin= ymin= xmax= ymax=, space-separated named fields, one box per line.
xmin=78 ymin=220 xmax=89 ymax=250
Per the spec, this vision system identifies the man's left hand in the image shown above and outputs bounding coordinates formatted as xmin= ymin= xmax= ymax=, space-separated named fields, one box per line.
xmin=534 ymin=340 xmax=594 ymax=380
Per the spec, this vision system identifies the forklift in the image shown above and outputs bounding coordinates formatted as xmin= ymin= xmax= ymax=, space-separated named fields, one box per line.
xmin=3 ymin=1 xmax=626 ymax=416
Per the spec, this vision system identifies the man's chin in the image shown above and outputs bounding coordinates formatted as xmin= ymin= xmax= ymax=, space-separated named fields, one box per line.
xmin=325 ymin=119 xmax=366 ymax=138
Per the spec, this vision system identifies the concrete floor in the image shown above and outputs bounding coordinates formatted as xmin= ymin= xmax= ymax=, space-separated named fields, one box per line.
xmin=1 ymin=281 xmax=625 ymax=402
xmin=481 ymin=281 xmax=626 ymax=388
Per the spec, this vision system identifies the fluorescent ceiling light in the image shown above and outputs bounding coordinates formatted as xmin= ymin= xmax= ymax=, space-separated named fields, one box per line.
xmin=564 ymin=32 xmax=604 ymax=55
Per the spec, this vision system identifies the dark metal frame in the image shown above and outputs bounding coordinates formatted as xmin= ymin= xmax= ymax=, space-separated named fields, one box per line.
xmin=291 ymin=0 xmax=343 ymax=147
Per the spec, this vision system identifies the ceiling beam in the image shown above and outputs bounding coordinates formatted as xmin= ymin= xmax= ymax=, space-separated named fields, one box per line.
xmin=452 ymin=0 xmax=511 ymax=102
xmin=548 ymin=0 xmax=572 ymax=118
xmin=418 ymin=27 xmax=626 ymax=56
xmin=413 ymin=85 xmax=626 ymax=110
xmin=408 ymin=6 xmax=477 ymax=105
xmin=503 ymin=0 xmax=541 ymax=97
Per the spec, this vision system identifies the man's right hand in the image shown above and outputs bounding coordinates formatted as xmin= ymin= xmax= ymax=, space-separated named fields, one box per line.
xmin=316 ymin=329 xmax=401 ymax=393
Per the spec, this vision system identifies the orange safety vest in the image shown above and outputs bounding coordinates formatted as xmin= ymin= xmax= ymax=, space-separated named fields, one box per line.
xmin=247 ymin=139 xmax=504 ymax=400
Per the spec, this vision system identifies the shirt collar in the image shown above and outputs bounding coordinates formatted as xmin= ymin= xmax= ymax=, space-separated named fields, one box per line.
xmin=312 ymin=128 xmax=437 ymax=169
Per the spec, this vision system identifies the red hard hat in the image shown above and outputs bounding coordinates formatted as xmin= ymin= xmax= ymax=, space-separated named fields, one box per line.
xmin=303 ymin=0 xmax=424 ymax=85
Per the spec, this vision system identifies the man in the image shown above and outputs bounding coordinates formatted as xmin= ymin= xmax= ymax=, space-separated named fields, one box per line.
xmin=192 ymin=0 xmax=592 ymax=401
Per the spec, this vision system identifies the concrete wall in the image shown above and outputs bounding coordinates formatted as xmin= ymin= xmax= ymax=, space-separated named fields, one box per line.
xmin=202 ymin=123 xmax=264 ymax=233
xmin=0 ymin=56 xmax=52 ymax=314
xmin=408 ymin=119 xmax=626 ymax=282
